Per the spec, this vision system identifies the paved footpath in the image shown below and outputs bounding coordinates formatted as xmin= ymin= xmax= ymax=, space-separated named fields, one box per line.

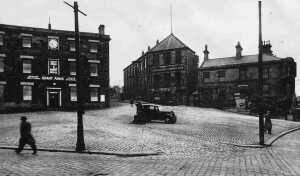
xmin=0 ymin=142 xmax=299 ymax=176
xmin=0 ymin=103 xmax=299 ymax=175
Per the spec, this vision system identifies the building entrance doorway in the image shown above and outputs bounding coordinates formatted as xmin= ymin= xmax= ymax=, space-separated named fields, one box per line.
xmin=46 ymin=88 xmax=62 ymax=108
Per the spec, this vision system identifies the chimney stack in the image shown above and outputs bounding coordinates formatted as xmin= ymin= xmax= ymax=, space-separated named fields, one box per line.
xmin=262 ymin=40 xmax=273 ymax=55
xmin=148 ymin=46 xmax=151 ymax=51
xmin=142 ymin=51 xmax=145 ymax=55
xmin=98 ymin=24 xmax=105 ymax=35
xmin=156 ymin=39 xmax=159 ymax=45
xmin=203 ymin=44 xmax=209 ymax=62
xmin=235 ymin=41 xmax=243 ymax=59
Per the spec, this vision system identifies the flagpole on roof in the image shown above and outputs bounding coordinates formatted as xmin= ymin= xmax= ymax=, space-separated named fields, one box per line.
xmin=170 ymin=4 xmax=173 ymax=34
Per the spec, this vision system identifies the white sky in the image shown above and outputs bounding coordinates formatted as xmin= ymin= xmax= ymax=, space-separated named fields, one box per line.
xmin=0 ymin=0 xmax=299 ymax=95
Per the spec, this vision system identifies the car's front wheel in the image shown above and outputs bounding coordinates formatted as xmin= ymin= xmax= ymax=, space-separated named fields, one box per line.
xmin=170 ymin=116 xmax=177 ymax=124
xmin=165 ymin=115 xmax=176 ymax=124
xmin=164 ymin=116 xmax=171 ymax=124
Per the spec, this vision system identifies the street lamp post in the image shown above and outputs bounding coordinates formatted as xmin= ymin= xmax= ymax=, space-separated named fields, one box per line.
xmin=64 ymin=1 xmax=87 ymax=152
xmin=258 ymin=1 xmax=264 ymax=145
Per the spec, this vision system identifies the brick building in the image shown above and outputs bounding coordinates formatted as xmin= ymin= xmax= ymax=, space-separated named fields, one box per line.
xmin=195 ymin=41 xmax=296 ymax=111
xmin=124 ymin=33 xmax=198 ymax=105
xmin=0 ymin=23 xmax=110 ymax=111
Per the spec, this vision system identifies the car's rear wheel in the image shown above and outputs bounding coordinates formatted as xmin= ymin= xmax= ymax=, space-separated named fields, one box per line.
xmin=164 ymin=117 xmax=170 ymax=124
xmin=165 ymin=116 xmax=174 ymax=124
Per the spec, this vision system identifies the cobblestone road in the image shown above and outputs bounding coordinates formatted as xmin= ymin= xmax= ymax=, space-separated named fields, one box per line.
xmin=0 ymin=103 xmax=299 ymax=175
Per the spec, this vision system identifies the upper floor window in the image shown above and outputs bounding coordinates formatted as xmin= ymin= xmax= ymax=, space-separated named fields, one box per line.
xmin=0 ymin=54 xmax=5 ymax=72
xmin=263 ymin=68 xmax=270 ymax=79
xmin=148 ymin=54 xmax=153 ymax=66
xmin=218 ymin=70 xmax=226 ymax=78
xmin=48 ymin=59 xmax=59 ymax=75
xmin=176 ymin=50 xmax=181 ymax=64
xmin=20 ymin=55 xmax=34 ymax=74
xmin=164 ymin=53 xmax=170 ymax=65
xmin=0 ymin=31 xmax=4 ymax=46
xmin=159 ymin=54 xmax=164 ymax=65
xmin=20 ymin=34 xmax=32 ymax=48
xmin=48 ymin=36 xmax=59 ymax=50
xmin=239 ymin=68 xmax=247 ymax=80
xmin=171 ymin=51 xmax=176 ymax=64
xmin=203 ymin=71 xmax=210 ymax=79
xmin=153 ymin=54 xmax=159 ymax=66
xmin=88 ymin=40 xmax=99 ymax=53
xmin=181 ymin=50 xmax=186 ymax=64
xmin=67 ymin=38 xmax=75 ymax=51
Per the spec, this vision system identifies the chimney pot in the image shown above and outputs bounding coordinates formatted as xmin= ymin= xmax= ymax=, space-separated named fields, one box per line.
xmin=262 ymin=40 xmax=273 ymax=55
xmin=203 ymin=44 xmax=209 ymax=61
xmin=156 ymin=40 xmax=159 ymax=45
xmin=235 ymin=41 xmax=243 ymax=59
xmin=98 ymin=24 xmax=105 ymax=35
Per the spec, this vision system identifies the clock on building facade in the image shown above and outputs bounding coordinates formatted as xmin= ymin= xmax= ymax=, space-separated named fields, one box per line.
xmin=48 ymin=37 xmax=59 ymax=50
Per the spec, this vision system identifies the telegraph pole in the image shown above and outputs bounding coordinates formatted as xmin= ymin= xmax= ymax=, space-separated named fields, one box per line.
xmin=258 ymin=1 xmax=264 ymax=145
xmin=64 ymin=1 xmax=87 ymax=152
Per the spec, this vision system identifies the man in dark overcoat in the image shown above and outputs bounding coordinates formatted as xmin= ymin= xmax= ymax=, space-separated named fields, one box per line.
xmin=15 ymin=116 xmax=37 ymax=154
xmin=264 ymin=111 xmax=272 ymax=134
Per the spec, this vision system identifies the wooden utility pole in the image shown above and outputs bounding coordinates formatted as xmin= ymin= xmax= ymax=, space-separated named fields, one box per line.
xmin=258 ymin=1 xmax=264 ymax=145
xmin=64 ymin=1 xmax=87 ymax=152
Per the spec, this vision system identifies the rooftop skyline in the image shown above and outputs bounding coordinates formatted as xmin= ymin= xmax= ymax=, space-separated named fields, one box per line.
xmin=0 ymin=0 xmax=299 ymax=94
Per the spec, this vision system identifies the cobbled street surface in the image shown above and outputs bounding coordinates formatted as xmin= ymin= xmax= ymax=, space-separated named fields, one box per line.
xmin=0 ymin=102 xmax=299 ymax=175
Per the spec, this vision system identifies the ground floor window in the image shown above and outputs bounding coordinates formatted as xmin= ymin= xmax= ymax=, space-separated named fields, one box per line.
xmin=90 ymin=63 xmax=98 ymax=76
xmin=90 ymin=88 xmax=98 ymax=102
xmin=100 ymin=94 xmax=105 ymax=102
xmin=0 ymin=56 xmax=4 ymax=72
xmin=23 ymin=60 xmax=32 ymax=73
xmin=263 ymin=84 xmax=270 ymax=96
xmin=70 ymin=86 xmax=77 ymax=102
xmin=69 ymin=61 xmax=76 ymax=76
xmin=0 ymin=84 xmax=5 ymax=101
xmin=23 ymin=85 xmax=32 ymax=101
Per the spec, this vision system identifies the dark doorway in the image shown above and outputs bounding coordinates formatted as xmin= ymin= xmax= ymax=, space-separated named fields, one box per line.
xmin=49 ymin=91 xmax=59 ymax=108
xmin=47 ymin=88 xmax=61 ymax=108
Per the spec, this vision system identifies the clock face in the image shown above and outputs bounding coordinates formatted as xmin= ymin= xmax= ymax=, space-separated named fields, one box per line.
xmin=49 ymin=39 xmax=59 ymax=49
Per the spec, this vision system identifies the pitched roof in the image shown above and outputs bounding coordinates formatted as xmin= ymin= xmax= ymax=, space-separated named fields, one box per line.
xmin=150 ymin=33 xmax=192 ymax=52
xmin=200 ymin=54 xmax=285 ymax=69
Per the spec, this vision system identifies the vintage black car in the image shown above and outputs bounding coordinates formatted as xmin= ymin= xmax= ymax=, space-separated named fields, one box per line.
xmin=133 ymin=103 xmax=177 ymax=124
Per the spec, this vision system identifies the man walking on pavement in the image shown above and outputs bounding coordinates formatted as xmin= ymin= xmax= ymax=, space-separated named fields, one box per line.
xmin=264 ymin=111 xmax=272 ymax=134
xmin=15 ymin=116 xmax=37 ymax=155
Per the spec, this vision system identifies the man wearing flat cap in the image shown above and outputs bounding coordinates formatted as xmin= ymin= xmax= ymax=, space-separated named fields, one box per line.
xmin=15 ymin=116 xmax=37 ymax=154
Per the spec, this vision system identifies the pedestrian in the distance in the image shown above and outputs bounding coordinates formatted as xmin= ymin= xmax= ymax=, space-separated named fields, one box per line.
xmin=130 ymin=98 xmax=134 ymax=107
xmin=264 ymin=111 xmax=272 ymax=134
xmin=15 ymin=116 xmax=37 ymax=154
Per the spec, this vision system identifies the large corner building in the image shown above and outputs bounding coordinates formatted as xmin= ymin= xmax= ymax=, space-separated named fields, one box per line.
xmin=0 ymin=23 xmax=110 ymax=110
xmin=195 ymin=41 xmax=296 ymax=110
xmin=123 ymin=33 xmax=199 ymax=105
